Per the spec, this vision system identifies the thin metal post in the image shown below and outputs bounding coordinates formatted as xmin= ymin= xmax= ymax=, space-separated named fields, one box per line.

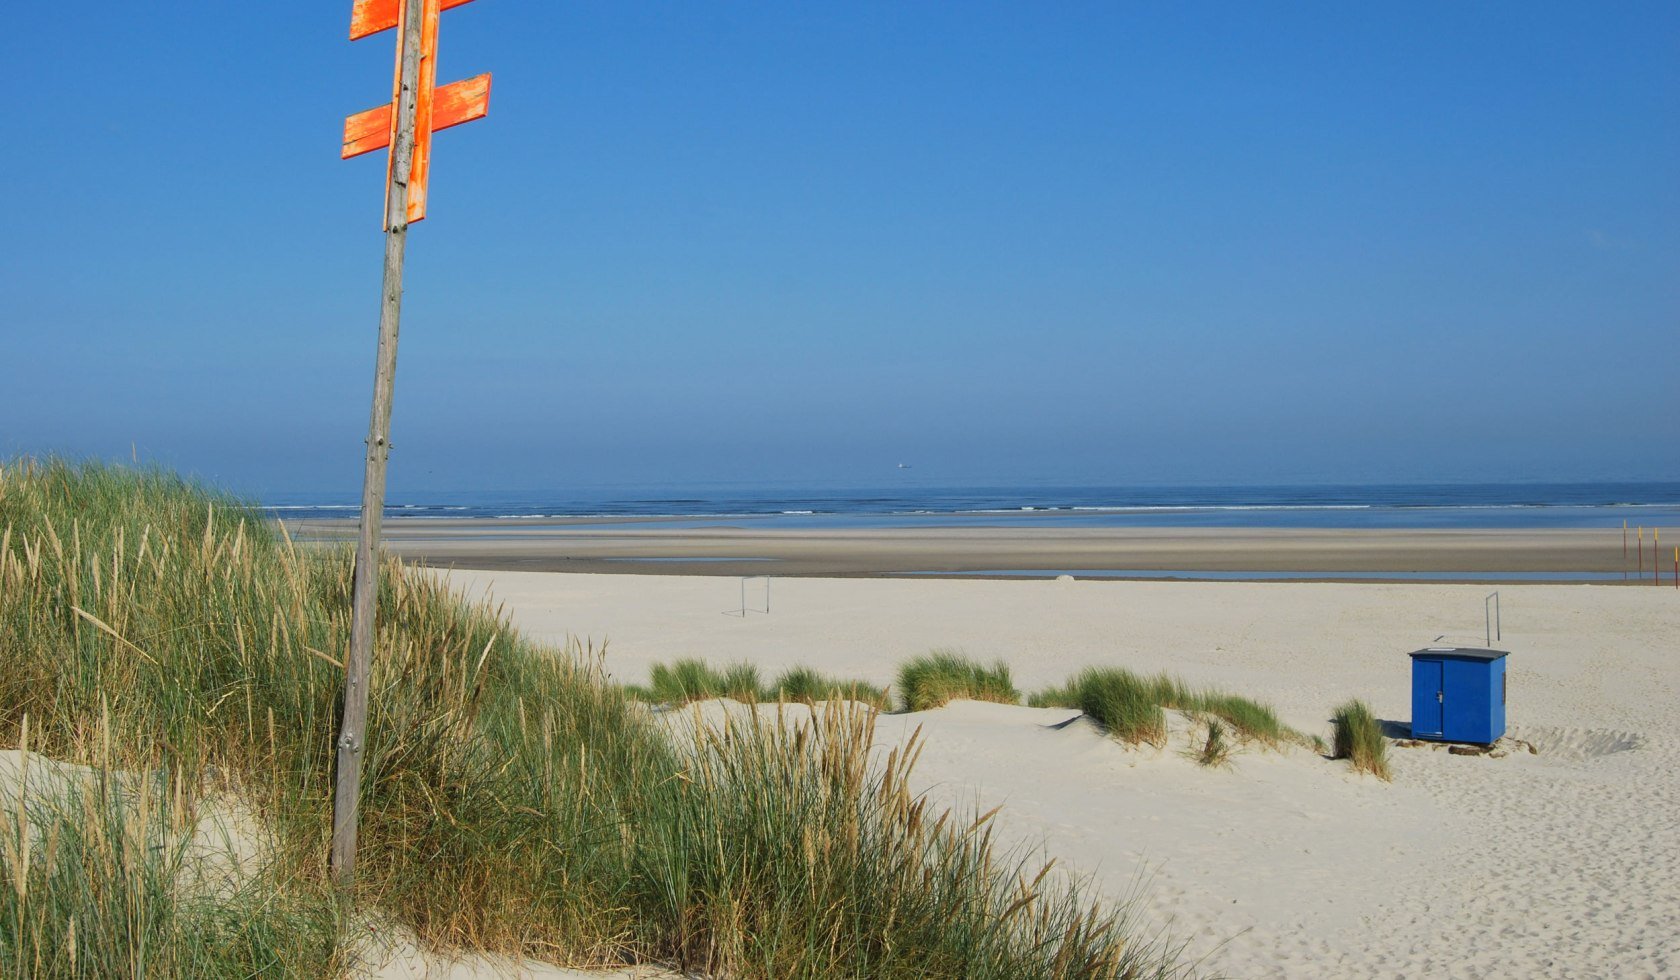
xmin=332 ymin=0 xmax=424 ymax=891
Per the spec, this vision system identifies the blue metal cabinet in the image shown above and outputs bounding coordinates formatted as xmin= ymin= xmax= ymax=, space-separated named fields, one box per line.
xmin=1408 ymin=648 xmax=1507 ymax=744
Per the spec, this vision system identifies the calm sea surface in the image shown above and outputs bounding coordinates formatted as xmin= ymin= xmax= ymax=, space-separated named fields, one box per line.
xmin=264 ymin=482 xmax=1680 ymax=531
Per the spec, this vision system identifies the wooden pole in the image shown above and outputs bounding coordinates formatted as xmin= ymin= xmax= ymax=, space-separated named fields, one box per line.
xmin=332 ymin=0 xmax=425 ymax=891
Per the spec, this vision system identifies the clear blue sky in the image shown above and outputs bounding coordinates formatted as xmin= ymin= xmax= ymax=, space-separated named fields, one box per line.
xmin=3 ymin=2 xmax=1676 ymax=495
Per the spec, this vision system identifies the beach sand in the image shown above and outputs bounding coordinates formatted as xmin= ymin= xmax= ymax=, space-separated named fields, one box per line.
xmin=289 ymin=518 xmax=1642 ymax=580
xmin=447 ymin=570 xmax=1680 ymax=978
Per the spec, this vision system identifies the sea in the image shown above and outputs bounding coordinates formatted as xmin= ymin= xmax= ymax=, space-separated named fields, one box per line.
xmin=262 ymin=481 xmax=1680 ymax=531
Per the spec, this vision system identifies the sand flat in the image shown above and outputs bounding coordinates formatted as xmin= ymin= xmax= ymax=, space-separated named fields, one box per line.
xmin=450 ymin=570 xmax=1679 ymax=978
xmin=291 ymin=519 xmax=1640 ymax=578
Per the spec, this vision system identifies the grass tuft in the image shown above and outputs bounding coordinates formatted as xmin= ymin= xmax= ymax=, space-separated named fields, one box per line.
xmin=1051 ymin=668 xmax=1169 ymax=747
xmin=634 ymin=659 xmax=889 ymax=711
xmin=1193 ymin=693 xmax=1290 ymax=746
xmin=1194 ymin=720 xmax=1232 ymax=769
xmin=896 ymin=650 xmax=1020 ymax=711
xmin=768 ymin=665 xmax=889 ymax=710
xmin=1331 ymin=699 xmax=1391 ymax=780
xmin=720 ymin=661 xmax=765 ymax=702
xmin=646 ymin=658 xmax=764 ymax=704
xmin=1031 ymin=668 xmax=1307 ymax=751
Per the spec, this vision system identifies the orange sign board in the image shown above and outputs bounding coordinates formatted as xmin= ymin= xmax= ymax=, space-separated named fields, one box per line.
xmin=342 ymin=74 xmax=490 ymax=159
xmin=349 ymin=0 xmax=474 ymax=41
xmin=342 ymin=0 xmax=489 ymax=226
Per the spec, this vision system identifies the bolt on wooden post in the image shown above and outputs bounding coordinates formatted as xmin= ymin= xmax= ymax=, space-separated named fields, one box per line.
xmin=332 ymin=0 xmax=490 ymax=890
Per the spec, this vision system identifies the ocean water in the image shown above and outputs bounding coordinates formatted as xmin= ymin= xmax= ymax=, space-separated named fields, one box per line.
xmin=263 ymin=482 xmax=1680 ymax=531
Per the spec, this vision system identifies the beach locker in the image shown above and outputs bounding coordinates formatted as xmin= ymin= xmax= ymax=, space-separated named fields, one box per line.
xmin=1408 ymin=648 xmax=1507 ymax=744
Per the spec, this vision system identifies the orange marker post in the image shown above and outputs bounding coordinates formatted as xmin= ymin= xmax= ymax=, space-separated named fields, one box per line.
xmin=1638 ymin=527 xmax=1643 ymax=581
xmin=332 ymin=0 xmax=492 ymax=893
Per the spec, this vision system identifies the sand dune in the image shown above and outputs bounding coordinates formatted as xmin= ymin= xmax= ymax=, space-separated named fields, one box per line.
xmin=452 ymin=571 xmax=1680 ymax=978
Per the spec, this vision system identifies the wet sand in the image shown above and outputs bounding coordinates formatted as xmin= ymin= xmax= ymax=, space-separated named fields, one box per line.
xmin=285 ymin=518 xmax=1642 ymax=581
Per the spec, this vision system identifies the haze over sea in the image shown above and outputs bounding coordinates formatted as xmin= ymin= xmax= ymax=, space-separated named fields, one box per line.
xmin=264 ymin=481 xmax=1680 ymax=530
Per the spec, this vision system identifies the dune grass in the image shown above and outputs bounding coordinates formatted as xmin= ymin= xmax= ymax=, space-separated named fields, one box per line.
xmin=1331 ymin=699 xmax=1391 ymax=780
xmin=1192 ymin=693 xmax=1293 ymax=746
xmin=1032 ymin=668 xmax=1168 ymax=746
xmin=1 ymin=743 xmax=341 ymax=978
xmin=646 ymin=657 xmax=765 ymax=704
xmin=0 ymin=459 xmax=1178 ymax=978
xmin=1031 ymin=668 xmax=1305 ymax=750
xmin=636 ymin=659 xmax=889 ymax=710
xmin=896 ymin=651 xmax=1020 ymax=711
xmin=766 ymin=665 xmax=890 ymax=710
xmin=1194 ymin=720 xmax=1232 ymax=769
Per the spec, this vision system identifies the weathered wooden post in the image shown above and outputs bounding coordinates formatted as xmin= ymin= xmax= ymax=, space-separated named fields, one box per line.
xmin=332 ymin=0 xmax=490 ymax=889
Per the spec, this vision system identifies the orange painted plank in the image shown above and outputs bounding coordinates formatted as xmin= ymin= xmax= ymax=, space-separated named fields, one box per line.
xmin=402 ymin=68 xmax=490 ymax=223
xmin=341 ymin=74 xmax=491 ymax=160
xmin=342 ymin=104 xmax=391 ymax=159
xmin=350 ymin=0 xmax=472 ymax=40
xmin=375 ymin=0 xmax=414 ymax=223
xmin=403 ymin=0 xmax=443 ymax=224
xmin=432 ymin=73 xmax=492 ymax=129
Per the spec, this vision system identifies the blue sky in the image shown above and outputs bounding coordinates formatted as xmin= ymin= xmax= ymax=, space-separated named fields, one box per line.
xmin=3 ymin=2 xmax=1676 ymax=494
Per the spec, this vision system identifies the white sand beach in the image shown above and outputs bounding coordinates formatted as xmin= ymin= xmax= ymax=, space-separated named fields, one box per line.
xmin=450 ymin=571 xmax=1680 ymax=979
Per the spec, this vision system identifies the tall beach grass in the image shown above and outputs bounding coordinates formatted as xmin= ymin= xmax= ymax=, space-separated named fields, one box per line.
xmin=1 ymin=729 xmax=340 ymax=978
xmin=896 ymin=651 xmax=1020 ymax=711
xmin=1331 ymin=699 xmax=1391 ymax=780
xmin=1031 ymin=668 xmax=1307 ymax=750
xmin=637 ymin=658 xmax=889 ymax=710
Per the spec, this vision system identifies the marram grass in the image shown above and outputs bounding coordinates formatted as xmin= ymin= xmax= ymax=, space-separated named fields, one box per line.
xmin=767 ymin=665 xmax=889 ymax=709
xmin=1 ymin=725 xmax=341 ymax=978
xmin=638 ymin=658 xmax=889 ymax=710
xmin=896 ymin=650 xmax=1020 ymax=711
xmin=1331 ymin=699 xmax=1391 ymax=780
xmin=1031 ymin=668 xmax=1167 ymax=746
xmin=1030 ymin=668 xmax=1311 ymax=751
xmin=0 ymin=459 xmax=1184 ymax=979
xmin=1194 ymin=720 xmax=1232 ymax=769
